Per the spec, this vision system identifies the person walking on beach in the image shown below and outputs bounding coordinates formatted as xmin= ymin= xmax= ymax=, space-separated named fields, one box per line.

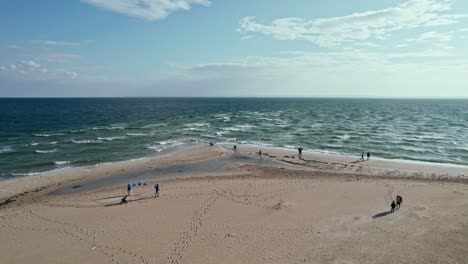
xmin=234 ymin=145 xmax=237 ymax=151
xmin=367 ymin=151 xmax=371 ymax=160
xmin=258 ymin=150 xmax=262 ymax=158
xmin=154 ymin=183 xmax=160 ymax=197
xmin=396 ymin=195 xmax=403 ymax=209
xmin=127 ymin=183 xmax=132 ymax=196
xmin=298 ymin=147 xmax=303 ymax=157
xmin=361 ymin=152 xmax=364 ymax=161
xmin=391 ymin=200 xmax=396 ymax=213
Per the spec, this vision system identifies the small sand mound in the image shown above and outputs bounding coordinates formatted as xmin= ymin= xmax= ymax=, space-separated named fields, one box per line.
xmin=271 ymin=200 xmax=290 ymax=210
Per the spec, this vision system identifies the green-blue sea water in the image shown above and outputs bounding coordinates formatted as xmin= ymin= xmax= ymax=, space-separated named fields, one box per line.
xmin=1 ymin=98 xmax=467 ymax=179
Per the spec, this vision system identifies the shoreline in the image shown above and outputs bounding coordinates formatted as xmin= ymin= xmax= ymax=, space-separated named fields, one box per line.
xmin=1 ymin=143 xmax=468 ymax=263
xmin=3 ymin=142 xmax=468 ymax=181
xmin=1 ymin=143 xmax=468 ymax=205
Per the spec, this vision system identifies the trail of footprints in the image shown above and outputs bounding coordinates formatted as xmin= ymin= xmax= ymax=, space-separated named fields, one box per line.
xmin=168 ymin=193 xmax=218 ymax=264
xmin=2 ymin=208 xmax=149 ymax=264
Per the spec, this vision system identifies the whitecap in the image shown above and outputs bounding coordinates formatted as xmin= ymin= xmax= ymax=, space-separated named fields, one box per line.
xmin=126 ymin=133 xmax=147 ymax=137
xmin=72 ymin=139 xmax=102 ymax=144
xmin=337 ymin=135 xmax=351 ymax=140
xmin=142 ymin=123 xmax=167 ymax=128
xmin=0 ymin=146 xmax=14 ymax=154
xmin=12 ymin=172 xmax=42 ymax=176
xmin=97 ymin=136 xmax=127 ymax=141
xmin=30 ymin=143 xmax=39 ymax=146
xmin=216 ymin=131 xmax=230 ymax=136
xmin=35 ymin=149 xmax=57 ymax=154
xmin=34 ymin=133 xmax=64 ymax=137
xmin=54 ymin=161 xmax=71 ymax=165
xmin=214 ymin=114 xmax=231 ymax=122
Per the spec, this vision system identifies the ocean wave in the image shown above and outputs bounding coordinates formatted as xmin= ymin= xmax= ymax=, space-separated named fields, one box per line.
xmin=126 ymin=133 xmax=148 ymax=137
xmin=92 ymin=126 xmax=126 ymax=130
xmin=97 ymin=136 xmax=127 ymax=141
xmin=12 ymin=172 xmax=42 ymax=177
xmin=142 ymin=123 xmax=167 ymax=128
xmin=34 ymin=133 xmax=64 ymax=137
xmin=35 ymin=149 xmax=57 ymax=154
xmin=30 ymin=142 xmax=39 ymax=146
xmin=146 ymin=139 xmax=187 ymax=152
xmin=337 ymin=135 xmax=351 ymax=140
xmin=214 ymin=114 xmax=231 ymax=122
xmin=54 ymin=161 xmax=71 ymax=165
xmin=69 ymin=129 xmax=85 ymax=133
xmin=185 ymin=122 xmax=210 ymax=127
xmin=221 ymin=125 xmax=255 ymax=132
xmin=72 ymin=139 xmax=102 ymax=144
xmin=0 ymin=146 xmax=14 ymax=154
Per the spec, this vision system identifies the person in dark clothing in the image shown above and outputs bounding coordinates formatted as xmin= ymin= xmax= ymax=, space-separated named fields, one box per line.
xmin=298 ymin=147 xmax=303 ymax=157
xmin=396 ymin=195 xmax=403 ymax=209
xmin=154 ymin=183 xmax=160 ymax=197
xmin=120 ymin=195 xmax=128 ymax=204
xmin=361 ymin=152 xmax=364 ymax=161
xmin=233 ymin=145 xmax=237 ymax=151
xmin=367 ymin=152 xmax=371 ymax=160
xmin=127 ymin=183 xmax=132 ymax=196
xmin=391 ymin=200 xmax=396 ymax=213
xmin=209 ymin=142 xmax=214 ymax=146
xmin=258 ymin=150 xmax=262 ymax=158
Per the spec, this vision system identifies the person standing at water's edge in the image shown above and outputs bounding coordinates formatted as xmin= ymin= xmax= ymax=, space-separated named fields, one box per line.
xmin=367 ymin=152 xmax=371 ymax=160
xmin=127 ymin=183 xmax=132 ymax=196
xmin=298 ymin=147 xmax=303 ymax=157
xmin=396 ymin=195 xmax=403 ymax=209
xmin=154 ymin=183 xmax=159 ymax=197
xmin=361 ymin=152 xmax=364 ymax=161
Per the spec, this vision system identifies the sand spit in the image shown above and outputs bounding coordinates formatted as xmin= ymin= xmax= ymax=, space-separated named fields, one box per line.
xmin=1 ymin=145 xmax=468 ymax=264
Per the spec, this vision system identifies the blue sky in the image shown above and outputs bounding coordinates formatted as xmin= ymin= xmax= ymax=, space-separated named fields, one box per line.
xmin=1 ymin=0 xmax=468 ymax=97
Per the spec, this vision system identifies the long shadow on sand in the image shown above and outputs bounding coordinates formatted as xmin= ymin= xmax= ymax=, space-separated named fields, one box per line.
xmin=372 ymin=210 xmax=393 ymax=219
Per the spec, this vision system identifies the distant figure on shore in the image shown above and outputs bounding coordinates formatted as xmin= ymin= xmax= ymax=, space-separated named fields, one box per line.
xmin=396 ymin=195 xmax=403 ymax=209
xmin=209 ymin=142 xmax=214 ymax=146
xmin=361 ymin=152 xmax=364 ymax=161
xmin=127 ymin=183 xmax=132 ymax=196
xmin=234 ymin=145 xmax=237 ymax=151
xmin=258 ymin=150 xmax=262 ymax=158
xmin=367 ymin=152 xmax=371 ymax=160
xmin=298 ymin=147 xmax=303 ymax=157
xmin=120 ymin=195 xmax=128 ymax=204
xmin=154 ymin=183 xmax=160 ymax=198
xmin=391 ymin=200 xmax=396 ymax=213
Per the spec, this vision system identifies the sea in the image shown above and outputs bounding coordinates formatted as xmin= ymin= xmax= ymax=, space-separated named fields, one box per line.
xmin=1 ymin=98 xmax=467 ymax=180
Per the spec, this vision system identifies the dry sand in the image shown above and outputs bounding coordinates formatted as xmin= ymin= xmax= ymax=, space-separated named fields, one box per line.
xmin=1 ymin=145 xmax=468 ymax=264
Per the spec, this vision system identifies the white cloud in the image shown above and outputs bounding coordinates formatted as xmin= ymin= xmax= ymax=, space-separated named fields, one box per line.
xmin=238 ymin=0 xmax=467 ymax=47
xmin=4 ymin=60 xmax=48 ymax=76
xmin=20 ymin=60 xmax=41 ymax=69
xmin=31 ymin=40 xmax=80 ymax=46
xmin=416 ymin=31 xmax=453 ymax=42
xmin=65 ymin=71 xmax=78 ymax=79
xmin=83 ymin=0 xmax=211 ymax=21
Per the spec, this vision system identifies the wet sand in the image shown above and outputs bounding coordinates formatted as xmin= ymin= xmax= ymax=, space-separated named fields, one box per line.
xmin=1 ymin=145 xmax=468 ymax=264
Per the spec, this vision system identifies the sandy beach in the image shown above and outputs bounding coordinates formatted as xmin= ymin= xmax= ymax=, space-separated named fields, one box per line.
xmin=1 ymin=145 xmax=468 ymax=264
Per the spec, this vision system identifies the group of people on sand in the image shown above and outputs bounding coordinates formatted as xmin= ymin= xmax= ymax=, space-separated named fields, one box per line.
xmin=122 ymin=182 xmax=160 ymax=204
xmin=391 ymin=195 xmax=403 ymax=212
xmin=361 ymin=151 xmax=371 ymax=161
